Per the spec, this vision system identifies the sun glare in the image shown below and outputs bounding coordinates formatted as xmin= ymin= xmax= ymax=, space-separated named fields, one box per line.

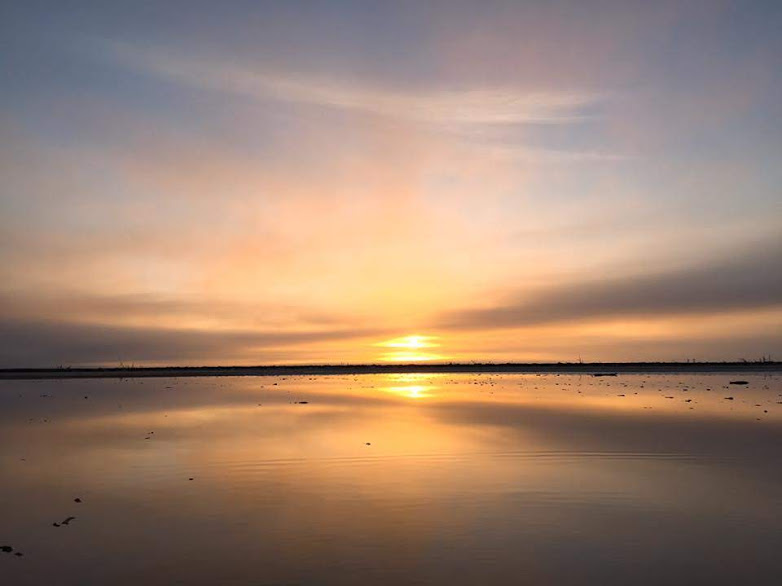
xmin=375 ymin=335 xmax=444 ymax=362
xmin=377 ymin=335 xmax=439 ymax=349
xmin=381 ymin=374 xmax=442 ymax=398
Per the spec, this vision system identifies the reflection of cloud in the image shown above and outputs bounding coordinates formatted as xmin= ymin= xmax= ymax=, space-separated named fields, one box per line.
xmin=439 ymin=237 xmax=782 ymax=330
xmin=430 ymin=400 xmax=782 ymax=468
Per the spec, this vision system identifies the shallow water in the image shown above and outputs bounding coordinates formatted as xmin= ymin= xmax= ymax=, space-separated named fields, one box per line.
xmin=1 ymin=373 xmax=780 ymax=585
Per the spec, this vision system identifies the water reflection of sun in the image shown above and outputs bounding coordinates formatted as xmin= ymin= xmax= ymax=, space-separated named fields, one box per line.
xmin=375 ymin=335 xmax=444 ymax=362
xmin=380 ymin=373 xmax=442 ymax=399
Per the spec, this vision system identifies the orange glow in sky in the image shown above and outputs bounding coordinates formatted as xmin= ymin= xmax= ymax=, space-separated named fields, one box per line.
xmin=375 ymin=336 xmax=445 ymax=362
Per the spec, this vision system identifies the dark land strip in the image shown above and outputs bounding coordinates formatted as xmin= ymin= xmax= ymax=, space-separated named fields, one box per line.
xmin=1 ymin=362 xmax=780 ymax=380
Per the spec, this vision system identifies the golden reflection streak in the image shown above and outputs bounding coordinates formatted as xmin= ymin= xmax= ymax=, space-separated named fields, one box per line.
xmin=379 ymin=373 xmax=442 ymax=399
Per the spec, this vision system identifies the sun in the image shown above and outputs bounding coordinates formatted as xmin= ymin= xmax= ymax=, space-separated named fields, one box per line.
xmin=374 ymin=335 xmax=444 ymax=362
xmin=379 ymin=335 xmax=439 ymax=349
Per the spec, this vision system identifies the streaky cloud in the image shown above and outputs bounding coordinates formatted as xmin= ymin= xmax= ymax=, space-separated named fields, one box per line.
xmin=105 ymin=41 xmax=602 ymax=126
xmin=439 ymin=237 xmax=782 ymax=330
xmin=0 ymin=319 xmax=383 ymax=368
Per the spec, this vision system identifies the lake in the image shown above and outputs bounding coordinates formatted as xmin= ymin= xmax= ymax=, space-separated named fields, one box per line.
xmin=1 ymin=372 xmax=780 ymax=585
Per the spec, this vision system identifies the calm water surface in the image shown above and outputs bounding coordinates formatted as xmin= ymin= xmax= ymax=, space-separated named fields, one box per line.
xmin=1 ymin=373 xmax=780 ymax=585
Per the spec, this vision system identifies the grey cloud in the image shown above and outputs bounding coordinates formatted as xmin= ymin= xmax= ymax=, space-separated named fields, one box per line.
xmin=0 ymin=319 xmax=381 ymax=368
xmin=439 ymin=238 xmax=782 ymax=329
xmin=0 ymin=292 xmax=347 ymax=328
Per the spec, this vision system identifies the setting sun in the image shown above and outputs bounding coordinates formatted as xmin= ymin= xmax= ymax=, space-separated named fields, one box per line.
xmin=377 ymin=335 xmax=439 ymax=349
xmin=375 ymin=335 xmax=445 ymax=362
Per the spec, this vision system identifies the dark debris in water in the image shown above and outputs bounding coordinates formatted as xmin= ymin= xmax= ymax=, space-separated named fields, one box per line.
xmin=53 ymin=516 xmax=76 ymax=528
xmin=1 ymin=546 xmax=23 ymax=557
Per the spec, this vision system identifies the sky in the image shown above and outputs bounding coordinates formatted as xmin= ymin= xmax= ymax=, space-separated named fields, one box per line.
xmin=1 ymin=0 xmax=780 ymax=367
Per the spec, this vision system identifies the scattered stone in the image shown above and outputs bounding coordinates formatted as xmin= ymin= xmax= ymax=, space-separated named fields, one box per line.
xmin=14 ymin=552 xmax=22 ymax=557
xmin=1 ymin=546 xmax=12 ymax=553
xmin=365 ymin=442 xmax=371 ymax=446
xmin=74 ymin=498 xmax=82 ymax=503
xmin=724 ymin=397 xmax=734 ymax=400
xmin=61 ymin=516 xmax=76 ymax=525
xmin=729 ymin=381 xmax=749 ymax=385
xmin=188 ymin=477 xmax=194 ymax=481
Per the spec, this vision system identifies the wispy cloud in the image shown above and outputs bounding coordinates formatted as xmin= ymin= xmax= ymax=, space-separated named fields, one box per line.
xmin=0 ymin=317 xmax=383 ymax=367
xmin=438 ymin=237 xmax=782 ymax=330
xmin=106 ymin=42 xmax=602 ymax=126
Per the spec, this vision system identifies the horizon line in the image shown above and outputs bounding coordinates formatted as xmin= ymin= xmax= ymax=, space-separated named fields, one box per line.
xmin=2 ymin=360 xmax=780 ymax=380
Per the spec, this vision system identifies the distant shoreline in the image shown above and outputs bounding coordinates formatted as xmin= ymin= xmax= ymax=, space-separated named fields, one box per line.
xmin=0 ymin=362 xmax=779 ymax=380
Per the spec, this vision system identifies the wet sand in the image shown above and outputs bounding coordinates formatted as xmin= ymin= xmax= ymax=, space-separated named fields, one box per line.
xmin=1 ymin=372 xmax=780 ymax=585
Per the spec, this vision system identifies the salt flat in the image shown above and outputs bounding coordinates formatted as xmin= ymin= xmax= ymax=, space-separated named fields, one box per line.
xmin=1 ymin=373 xmax=780 ymax=585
